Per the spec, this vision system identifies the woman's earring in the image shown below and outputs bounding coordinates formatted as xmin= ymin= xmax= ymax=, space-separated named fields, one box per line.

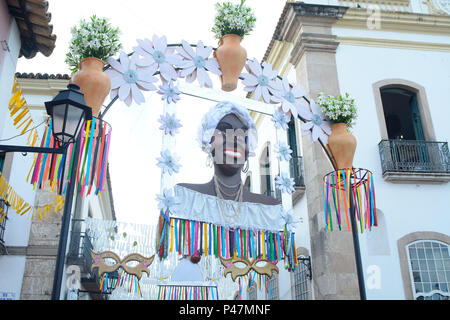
xmin=242 ymin=159 xmax=249 ymax=173
xmin=206 ymin=153 xmax=214 ymax=168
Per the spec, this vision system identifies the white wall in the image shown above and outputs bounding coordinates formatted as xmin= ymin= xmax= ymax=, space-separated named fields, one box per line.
xmin=333 ymin=28 xmax=450 ymax=299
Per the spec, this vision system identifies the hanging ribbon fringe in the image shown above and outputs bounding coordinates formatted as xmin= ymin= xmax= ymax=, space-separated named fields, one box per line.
xmin=28 ymin=117 xmax=112 ymax=197
xmin=323 ymin=168 xmax=377 ymax=233
xmin=156 ymin=211 xmax=298 ymax=271
xmin=157 ymin=285 xmax=218 ymax=300
xmin=99 ymin=267 xmax=142 ymax=297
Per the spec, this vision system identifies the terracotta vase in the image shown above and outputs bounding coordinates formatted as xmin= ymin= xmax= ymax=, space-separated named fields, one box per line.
xmin=214 ymin=34 xmax=247 ymax=92
xmin=70 ymin=57 xmax=111 ymax=117
xmin=327 ymin=123 xmax=357 ymax=170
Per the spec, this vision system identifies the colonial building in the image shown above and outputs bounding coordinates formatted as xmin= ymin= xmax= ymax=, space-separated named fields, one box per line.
xmin=0 ymin=0 xmax=116 ymax=300
xmin=246 ymin=0 xmax=450 ymax=300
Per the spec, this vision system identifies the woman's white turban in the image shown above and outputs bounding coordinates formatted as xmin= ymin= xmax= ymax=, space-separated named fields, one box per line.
xmin=197 ymin=101 xmax=258 ymax=157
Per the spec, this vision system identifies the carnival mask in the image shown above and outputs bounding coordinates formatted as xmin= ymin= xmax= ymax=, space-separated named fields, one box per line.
xmin=219 ymin=257 xmax=279 ymax=281
xmin=90 ymin=250 xmax=154 ymax=280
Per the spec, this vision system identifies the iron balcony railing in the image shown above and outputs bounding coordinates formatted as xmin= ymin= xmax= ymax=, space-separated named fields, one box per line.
xmin=379 ymin=140 xmax=450 ymax=174
xmin=290 ymin=156 xmax=306 ymax=187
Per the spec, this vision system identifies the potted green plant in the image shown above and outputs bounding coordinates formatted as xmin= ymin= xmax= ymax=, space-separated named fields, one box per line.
xmin=316 ymin=93 xmax=358 ymax=169
xmin=212 ymin=0 xmax=256 ymax=92
xmin=65 ymin=15 xmax=122 ymax=116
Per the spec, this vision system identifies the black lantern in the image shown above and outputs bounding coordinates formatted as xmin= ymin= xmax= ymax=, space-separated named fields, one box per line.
xmin=45 ymin=83 xmax=92 ymax=146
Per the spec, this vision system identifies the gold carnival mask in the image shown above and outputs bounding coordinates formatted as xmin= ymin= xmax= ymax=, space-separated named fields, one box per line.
xmin=90 ymin=250 xmax=155 ymax=280
xmin=219 ymin=257 xmax=279 ymax=281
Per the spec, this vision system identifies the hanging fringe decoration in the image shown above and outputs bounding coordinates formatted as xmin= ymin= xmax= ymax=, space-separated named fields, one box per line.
xmin=323 ymin=168 xmax=377 ymax=233
xmin=156 ymin=212 xmax=298 ymax=271
xmin=99 ymin=268 xmax=143 ymax=297
xmin=28 ymin=117 xmax=112 ymax=198
xmin=157 ymin=284 xmax=218 ymax=300
xmin=8 ymin=77 xmax=40 ymax=148
xmin=0 ymin=173 xmax=37 ymax=221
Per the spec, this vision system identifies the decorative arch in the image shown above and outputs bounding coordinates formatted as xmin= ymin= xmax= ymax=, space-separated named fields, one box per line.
xmin=372 ymin=79 xmax=436 ymax=141
xmin=397 ymin=231 xmax=450 ymax=300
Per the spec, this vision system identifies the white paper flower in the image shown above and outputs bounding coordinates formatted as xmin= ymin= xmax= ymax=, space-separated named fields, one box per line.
xmin=157 ymin=81 xmax=181 ymax=104
xmin=275 ymin=173 xmax=295 ymax=194
xmin=280 ymin=209 xmax=299 ymax=233
xmin=158 ymin=113 xmax=182 ymax=136
xmin=156 ymin=149 xmax=181 ymax=175
xmin=133 ymin=35 xmax=183 ymax=82
xmin=177 ymin=40 xmax=222 ymax=88
xmin=241 ymin=59 xmax=282 ymax=103
xmin=299 ymin=100 xmax=332 ymax=144
xmin=106 ymin=51 xmax=158 ymax=106
xmin=274 ymin=142 xmax=293 ymax=162
xmin=271 ymin=77 xmax=306 ymax=118
xmin=156 ymin=188 xmax=179 ymax=214
xmin=271 ymin=109 xmax=290 ymax=130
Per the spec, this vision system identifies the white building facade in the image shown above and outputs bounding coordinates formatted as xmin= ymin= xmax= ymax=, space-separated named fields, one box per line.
xmin=245 ymin=0 xmax=450 ymax=300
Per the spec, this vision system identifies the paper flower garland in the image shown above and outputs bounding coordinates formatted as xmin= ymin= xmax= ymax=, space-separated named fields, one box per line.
xmin=157 ymin=81 xmax=181 ymax=104
xmin=271 ymin=77 xmax=305 ymax=118
xmin=241 ymin=58 xmax=282 ymax=104
xmin=280 ymin=209 xmax=299 ymax=233
xmin=177 ymin=40 xmax=222 ymax=88
xmin=274 ymin=142 xmax=293 ymax=162
xmin=157 ymin=149 xmax=181 ymax=175
xmin=133 ymin=35 xmax=183 ymax=82
xmin=158 ymin=113 xmax=182 ymax=136
xmin=299 ymin=100 xmax=332 ymax=144
xmin=275 ymin=173 xmax=295 ymax=195
xmin=271 ymin=109 xmax=290 ymax=130
xmin=106 ymin=51 xmax=158 ymax=106
xmin=156 ymin=188 xmax=179 ymax=214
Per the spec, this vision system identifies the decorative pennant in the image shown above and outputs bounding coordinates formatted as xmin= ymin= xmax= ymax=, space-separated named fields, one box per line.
xmin=323 ymin=168 xmax=377 ymax=233
xmin=8 ymin=77 xmax=40 ymax=147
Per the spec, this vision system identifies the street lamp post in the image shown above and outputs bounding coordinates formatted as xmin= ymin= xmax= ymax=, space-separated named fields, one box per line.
xmin=0 ymin=83 xmax=91 ymax=300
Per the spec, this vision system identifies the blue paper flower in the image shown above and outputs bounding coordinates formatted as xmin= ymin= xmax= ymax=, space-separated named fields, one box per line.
xmin=157 ymin=81 xmax=181 ymax=104
xmin=157 ymin=149 xmax=181 ymax=175
xmin=275 ymin=173 xmax=295 ymax=194
xmin=271 ymin=109 xmax=290 ymax=130
xmin=156 ymin=188 xmax=179 ymax=214
xmin=274 ymin=142 xmax=293 ymax=162
xmin=158 ymin=113 xmax=182 ymax=136
xmin=280 ymin=209 xmax=299 ymax=233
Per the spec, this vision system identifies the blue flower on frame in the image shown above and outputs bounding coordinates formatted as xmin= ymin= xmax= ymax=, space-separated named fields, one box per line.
xmin=271 ymin=109 xmax=290 ymax=130
xmin=156 ymin=149 xmax=181 ymax=175
xmin=274 ymin=142 xmax=293 ymax=162
xmin=275 ymin=172 xmax=295 ymax=194
xmin=156 ymin=188 xmax=179 ymax=214
xmin=158 ymin=113 xmax=182 ymax=136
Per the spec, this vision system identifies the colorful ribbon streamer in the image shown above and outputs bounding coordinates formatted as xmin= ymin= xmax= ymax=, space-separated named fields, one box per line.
xmin=323 ymin=168 xmax=378 ymax=233
xmin=156 ymin=212 xmax=298 ymax=271
xmin=28 ymin=117 xmax=112 ymax=198
xmin=157 ymin=285 xmax=218 ymax=300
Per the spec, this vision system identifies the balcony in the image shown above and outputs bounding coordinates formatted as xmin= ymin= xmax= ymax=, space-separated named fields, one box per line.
xmin=379 ymin=140 xmax=450 ymax=183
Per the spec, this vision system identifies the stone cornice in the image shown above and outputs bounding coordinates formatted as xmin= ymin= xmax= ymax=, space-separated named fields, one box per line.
xmin=336 ymin=7 xmax=450 ymax=35
xmin=276 ymin=3 xmax=348 ymax=67
xmin=291 ymin=2 xmax=348 ymax=18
